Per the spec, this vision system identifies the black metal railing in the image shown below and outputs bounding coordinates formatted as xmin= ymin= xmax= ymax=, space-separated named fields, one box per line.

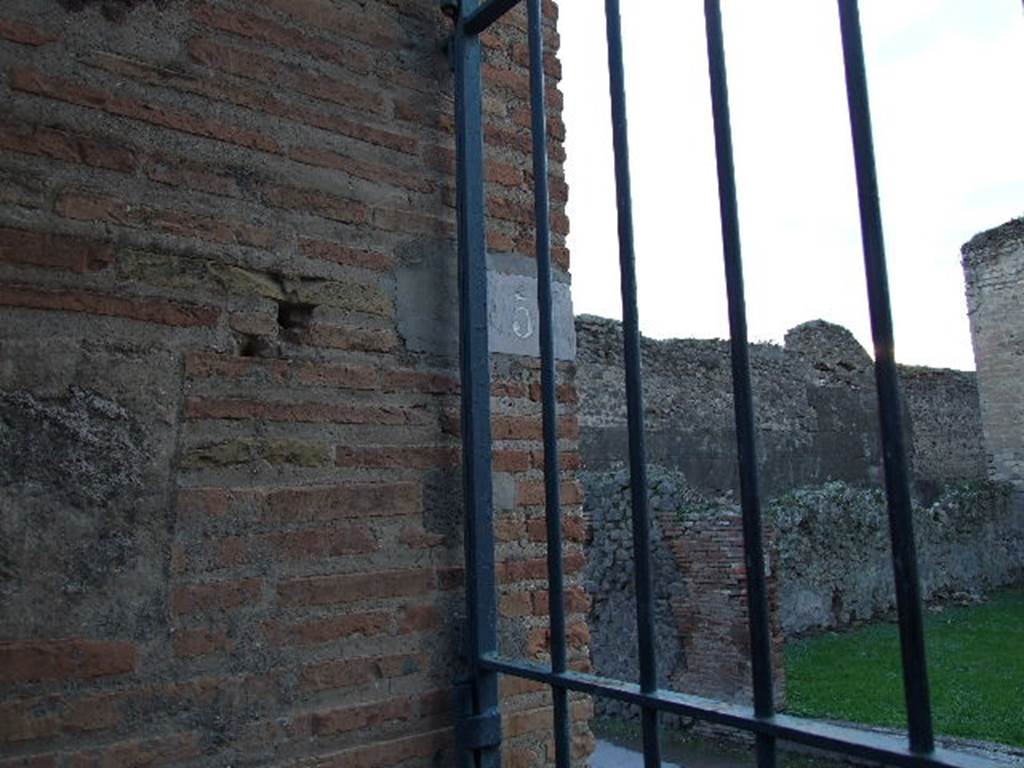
xmin=448 ymin=1 xmax=999 ymax=766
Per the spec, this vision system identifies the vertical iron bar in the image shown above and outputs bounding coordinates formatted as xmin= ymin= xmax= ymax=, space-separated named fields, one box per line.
xmin=703 ymin=3 xmax=777 ymax=767
xmin=603 ymin=1 xmax=661 ymax=765
xmin=837 ymin=0 xmax=935 ymax=753
xmin=527 ymin=0 xmax=570 ymax=766
xmin=454 ymin=1 xmax=501 ymax=765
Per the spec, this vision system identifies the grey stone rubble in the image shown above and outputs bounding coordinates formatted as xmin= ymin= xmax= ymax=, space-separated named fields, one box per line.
xmin=581 ymin=467 xmax=694 ymax=721
xmin=768 ymin=479 xmax=1023 ymax=636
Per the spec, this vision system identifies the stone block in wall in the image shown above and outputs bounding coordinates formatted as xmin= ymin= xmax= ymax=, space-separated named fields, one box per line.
xmin=395 ymin=241 xmax=575 ymax=361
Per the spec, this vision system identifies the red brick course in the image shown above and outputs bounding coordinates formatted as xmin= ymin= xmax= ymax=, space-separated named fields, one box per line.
xmin=0 ymin=18 xmax=58 ymax=47
xmin=0 ymin=284 xmax=220 ymax=327
xmin=0 ymin=227 xmax=114 ymax=273
xmin=9 ymin=68 xmax=282 ymax=155
xmin=0 ymin=640 xmax=136 ymax=684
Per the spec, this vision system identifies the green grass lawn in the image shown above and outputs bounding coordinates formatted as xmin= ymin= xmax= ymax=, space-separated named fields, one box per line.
xmin=785 ymin=588 xmax=1024 ymax=747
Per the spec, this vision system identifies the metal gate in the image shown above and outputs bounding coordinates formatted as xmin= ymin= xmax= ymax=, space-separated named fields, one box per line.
xmin=445 ymin=1 xmax=997 ymax=766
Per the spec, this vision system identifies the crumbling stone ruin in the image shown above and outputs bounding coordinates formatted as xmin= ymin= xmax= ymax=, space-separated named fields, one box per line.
xmin=582 ymin=466 xmax=786 ymax=719
xmin=577 ymin=315 xmax=987 ymax=501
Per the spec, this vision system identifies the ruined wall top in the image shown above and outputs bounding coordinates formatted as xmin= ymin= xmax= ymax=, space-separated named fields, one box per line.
xmin=961 ymin=216 xmax=1024 ymax=264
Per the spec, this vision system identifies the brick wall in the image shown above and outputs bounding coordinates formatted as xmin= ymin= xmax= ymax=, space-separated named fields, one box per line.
xmin=582 ymin=467 xmax=785 ymax=725
xmin=962 ymin=218 xmax=1024 ymax=490
xmin=666 ymin=510 xmax=785 ymax=709
xmin=0 ymin=1 xmax=591 ymax=766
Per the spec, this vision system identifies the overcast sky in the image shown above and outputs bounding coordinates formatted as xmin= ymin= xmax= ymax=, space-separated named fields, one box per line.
xmin=558 ymin=1 xmax=1023 ymax=370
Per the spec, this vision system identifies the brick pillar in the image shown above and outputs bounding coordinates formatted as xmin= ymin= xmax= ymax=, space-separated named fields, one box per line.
xmin=666 ymin=508 xmax=786 ymax=709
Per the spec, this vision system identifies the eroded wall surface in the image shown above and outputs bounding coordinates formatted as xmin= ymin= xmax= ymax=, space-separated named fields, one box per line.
xmin=0 ymin=2 xmax=593 ymax=766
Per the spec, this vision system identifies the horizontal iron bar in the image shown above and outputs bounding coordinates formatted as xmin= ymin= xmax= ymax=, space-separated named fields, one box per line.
xmin=480 ymin=655 xmax=998 ymax=768
xmin=464 ymin=0 xmax=523 ymax=35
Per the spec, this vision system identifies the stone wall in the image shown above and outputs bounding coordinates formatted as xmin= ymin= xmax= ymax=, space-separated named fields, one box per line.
xmin=577 ymin=315 xmax=987 ymax=500
xmin=768 ymin=480 xmax=1023 ymax=636
xmin=962 ymin=218 xmax=1024 ymax=490
xmin=583 ymin=470 xmax=1021 ymax=709
xmin=0 ymin=3 xmax=593 ymax=767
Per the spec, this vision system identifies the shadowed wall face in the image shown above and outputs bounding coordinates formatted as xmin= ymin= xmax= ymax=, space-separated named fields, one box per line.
xmin=0 ymin=2 xmax=595 ymax=766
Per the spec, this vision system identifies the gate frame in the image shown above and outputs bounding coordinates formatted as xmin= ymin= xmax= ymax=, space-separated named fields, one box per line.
xmin=448 ymin=1 xmax=1000 ymax=767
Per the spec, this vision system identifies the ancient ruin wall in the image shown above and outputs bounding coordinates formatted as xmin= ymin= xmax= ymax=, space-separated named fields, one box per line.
xmin=576 ymin=315 xmax=987 ymax=499
xmin=578 ymin=316 xmax=1018 ymax=700
xmin=0 ymin=3 xmax=592 ymax=767
xmin=962 ymin=218 xmax=1024 ymax=490
xmin=584 ymin=467 xmax=1023 ymax=691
